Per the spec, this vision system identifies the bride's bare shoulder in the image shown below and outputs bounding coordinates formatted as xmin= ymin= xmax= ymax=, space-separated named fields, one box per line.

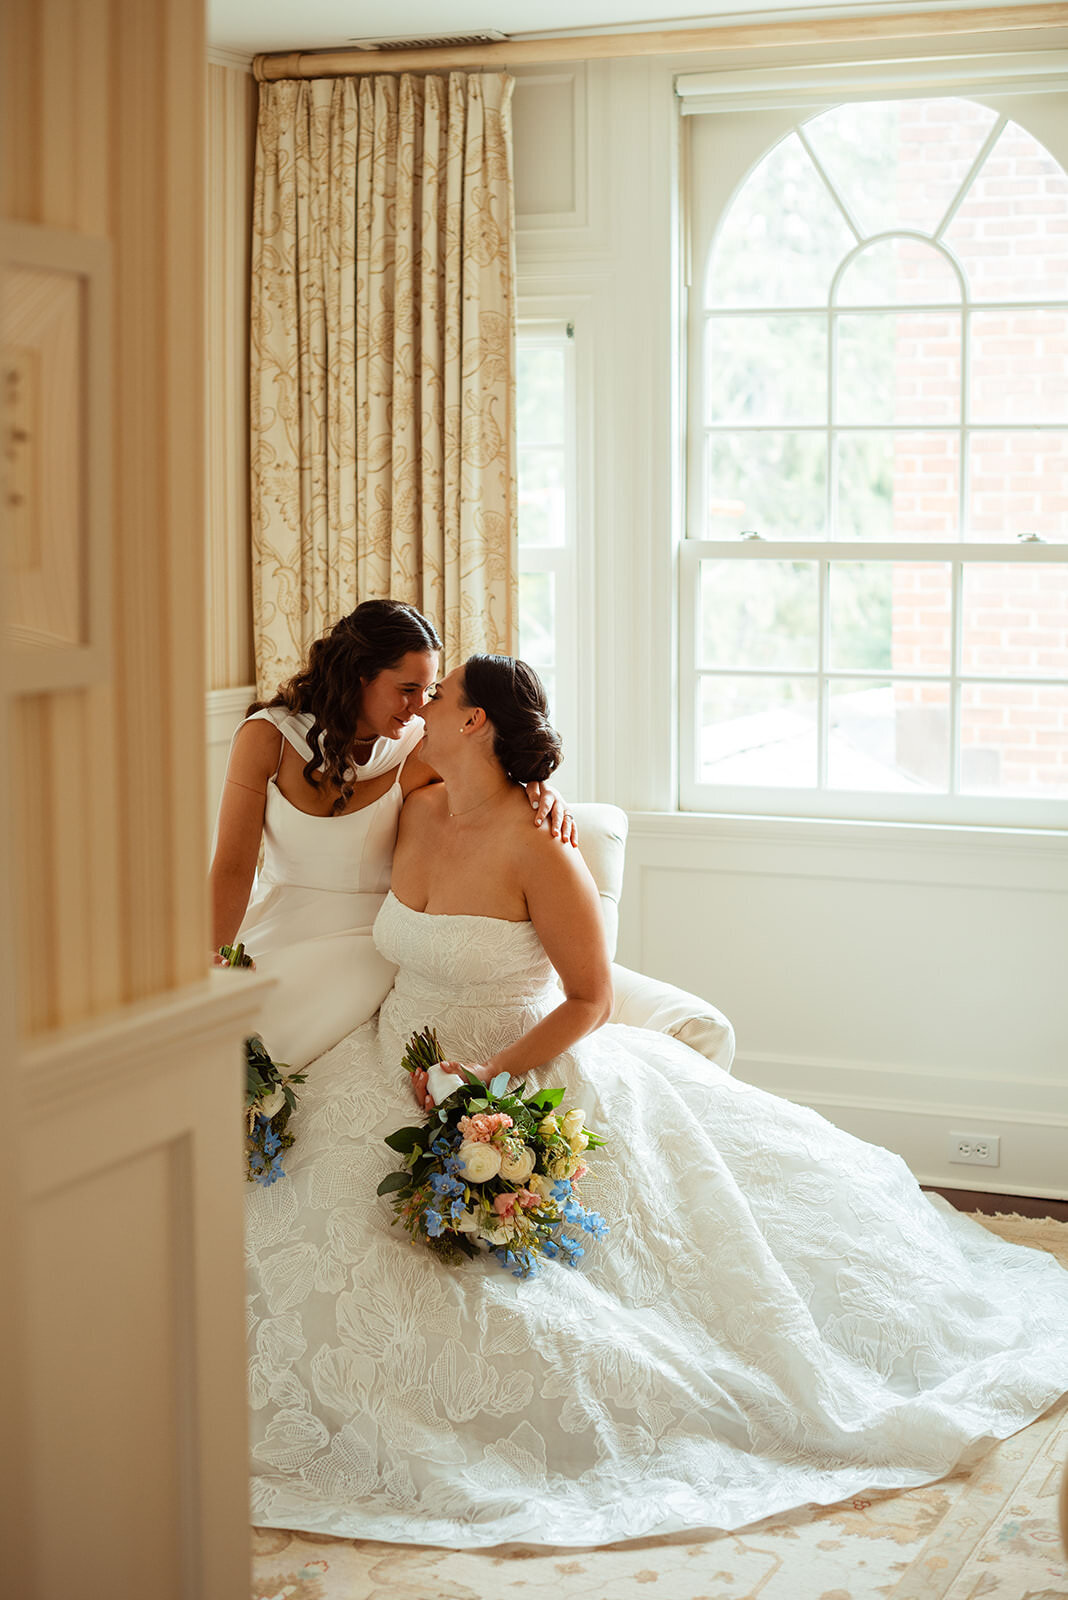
xmin=511 ymin=794 xmax=591 ymax=878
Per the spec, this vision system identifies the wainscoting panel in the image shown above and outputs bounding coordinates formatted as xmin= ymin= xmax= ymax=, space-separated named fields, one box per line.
xmin=513 ymin=62 xmax=610 ymax=257
xmin=619 ymin=814 xmax=1068 ymax=1196
xmin=21 ymin=978 xmax=267 ymax=1599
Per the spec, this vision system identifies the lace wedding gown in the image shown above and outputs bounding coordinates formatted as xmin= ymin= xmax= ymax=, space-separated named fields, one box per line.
xmin=246 ymin=893 xmax=1068 ymax=1547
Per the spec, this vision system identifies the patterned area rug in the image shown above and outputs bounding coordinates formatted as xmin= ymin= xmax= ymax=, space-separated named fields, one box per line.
xmin=251 ymin=1214 xmax=1068 ymax=1600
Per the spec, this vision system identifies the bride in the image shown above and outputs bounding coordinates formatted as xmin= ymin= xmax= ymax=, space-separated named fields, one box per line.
xmin=246 ymin=654 xmax=1068 ymax=1548
xmin=210 ymin=601 xmax=570 ymax=1067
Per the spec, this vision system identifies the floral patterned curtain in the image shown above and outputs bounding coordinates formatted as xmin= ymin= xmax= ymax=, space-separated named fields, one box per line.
xmin=250 ymin=72 xmax=517 ymax=693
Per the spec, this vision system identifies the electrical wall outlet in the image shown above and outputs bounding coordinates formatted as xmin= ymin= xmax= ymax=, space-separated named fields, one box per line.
xmin=948 ymin=1131 xmax=1001 ymax=1168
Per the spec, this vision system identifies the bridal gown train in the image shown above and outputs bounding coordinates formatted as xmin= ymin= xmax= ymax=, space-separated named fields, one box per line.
xmin=245 ymin=893 xmax=1068 ymax=1548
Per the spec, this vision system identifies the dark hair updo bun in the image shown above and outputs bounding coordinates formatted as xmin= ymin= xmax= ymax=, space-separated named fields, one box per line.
xmin=460 ymin=655 xmax=563 ymax=784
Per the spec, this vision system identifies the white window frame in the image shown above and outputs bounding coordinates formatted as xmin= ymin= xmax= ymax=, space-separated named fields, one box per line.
xmin=516 ymin=318 xmax=581 ymax=793
xmin=678 ymin=59 xmax=1068 ymax=828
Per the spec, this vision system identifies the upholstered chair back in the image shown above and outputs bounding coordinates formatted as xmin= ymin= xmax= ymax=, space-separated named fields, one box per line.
xmin=569 ymin=802 xmax=628 ymax=959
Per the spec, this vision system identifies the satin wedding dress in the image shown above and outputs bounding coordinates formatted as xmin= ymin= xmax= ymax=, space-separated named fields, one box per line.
xmin=246 ymin=892 xmax=1068 ymax=1548
xmin=231 ymin=710 xmax=425 ymax=1068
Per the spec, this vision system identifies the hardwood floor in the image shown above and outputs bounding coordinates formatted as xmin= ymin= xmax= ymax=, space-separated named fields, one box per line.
xmin=925 ymin=1186 xmax=1068 ymax=1223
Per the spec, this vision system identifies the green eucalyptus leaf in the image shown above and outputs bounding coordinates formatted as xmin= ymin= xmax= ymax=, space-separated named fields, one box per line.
xmin=377 ymin=1172 xmax=412 ymax=1196
xmin=526 ymin=1086 xmax=565 ymax=1112
xmin=489 ymin=1072 xmax=511 ymax=1097
xmin=384 ymin=1126 xmax=425 ymax=1154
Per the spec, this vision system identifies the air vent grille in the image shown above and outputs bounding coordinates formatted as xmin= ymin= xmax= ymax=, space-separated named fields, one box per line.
xmin=347 ymin=30 xmax=508 ymax=51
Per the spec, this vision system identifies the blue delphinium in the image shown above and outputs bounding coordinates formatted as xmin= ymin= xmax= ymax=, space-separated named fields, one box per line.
xmin=493 ymin=1246 xmax=541 ymax=1280
xmin=557 ymin=1234 xmax=585 ymax=1266
xmin=251 ymin=1116 xmax=287 ymax=1186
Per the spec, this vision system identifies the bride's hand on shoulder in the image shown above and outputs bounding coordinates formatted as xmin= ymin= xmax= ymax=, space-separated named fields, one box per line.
xmin=524 ymin=781 xmax=577 ymax=846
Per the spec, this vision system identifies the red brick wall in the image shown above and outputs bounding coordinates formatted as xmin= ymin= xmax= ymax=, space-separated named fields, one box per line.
xmin=882 ymin=101 xmax=1068 ymax=793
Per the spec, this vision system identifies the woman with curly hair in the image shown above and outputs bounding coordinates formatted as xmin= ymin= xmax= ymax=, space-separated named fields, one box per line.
xmin=210 ymin=601 xmax=570 ymax=1065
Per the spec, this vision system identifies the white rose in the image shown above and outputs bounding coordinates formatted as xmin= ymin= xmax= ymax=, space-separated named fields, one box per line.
xmin=528 ymin=1173 xmax=555 ymax=1203
xmin=479 ymin=1223 xmax=517 ymax=1246
xmin=455 ymin=1140 xmax=502 ymax=1183
xmin=258 ymin=1087 xmax=286 ymax=1120
xmin=560 ymin=1108 xmax=586 ymax=1138
xmin=538 ymin=1115 xmax=559 ymax=1138
xmin=568 ymin=1132 xmax=589 ymax=1155
xmin=499 ymin=1145 xmax=536 ymax=1183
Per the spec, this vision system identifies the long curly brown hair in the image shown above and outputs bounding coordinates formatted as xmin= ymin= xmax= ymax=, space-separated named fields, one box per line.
xmin=249 ymin=601 xmax=442 ymax=814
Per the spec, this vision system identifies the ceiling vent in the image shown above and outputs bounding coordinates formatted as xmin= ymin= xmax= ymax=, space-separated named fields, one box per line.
xmin=347 ymin=30 xmax=509 ymax=51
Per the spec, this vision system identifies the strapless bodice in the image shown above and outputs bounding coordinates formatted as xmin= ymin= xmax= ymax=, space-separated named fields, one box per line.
xmin=374 ymin=891 xmax=561 ymax=1068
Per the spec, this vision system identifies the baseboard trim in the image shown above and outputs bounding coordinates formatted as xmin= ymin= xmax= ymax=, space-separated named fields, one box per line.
xmin=735 ymin=1051 xmax=1068 ymax=1200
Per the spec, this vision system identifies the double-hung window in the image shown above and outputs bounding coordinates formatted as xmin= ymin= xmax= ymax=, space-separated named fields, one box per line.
xmin=516 ymin=320 xmax=579 ymax=783
xmin=680 ymin=62 xmax=1068 ymax=824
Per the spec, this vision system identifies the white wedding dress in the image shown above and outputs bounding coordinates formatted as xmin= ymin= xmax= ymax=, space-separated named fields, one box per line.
xmin=230 ymin=710 xmax=425 ymax=1068
xmin=246 ymin=893 xmax=1068 ymax=1548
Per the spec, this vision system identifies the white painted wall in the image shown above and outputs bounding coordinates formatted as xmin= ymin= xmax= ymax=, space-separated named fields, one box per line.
xmin=512 ymin=36 xmax=1068 ymax=1196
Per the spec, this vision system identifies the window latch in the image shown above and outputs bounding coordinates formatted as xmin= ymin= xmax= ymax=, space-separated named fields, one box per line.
xmin=1017 ymin=531 xmax=1047 ymax=543
xmin=739 ymin=530 xmax=763 ymax=541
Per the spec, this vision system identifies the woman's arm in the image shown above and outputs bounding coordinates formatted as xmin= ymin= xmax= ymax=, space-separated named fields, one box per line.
xmin=425 ymin=834 xmax=612 ymax=1108
xmin=487 ymin=840 xmax=612 ymax=1078
xmin=209 ymin=720 xmax=280 ymax=950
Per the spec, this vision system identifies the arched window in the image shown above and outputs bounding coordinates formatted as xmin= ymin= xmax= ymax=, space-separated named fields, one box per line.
xmin=683 ymin=93 xmax=1068 ymax=823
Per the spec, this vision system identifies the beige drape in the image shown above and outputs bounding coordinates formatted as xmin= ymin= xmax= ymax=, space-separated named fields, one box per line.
xmin=250 ymin=72 xmax=517 ymax=693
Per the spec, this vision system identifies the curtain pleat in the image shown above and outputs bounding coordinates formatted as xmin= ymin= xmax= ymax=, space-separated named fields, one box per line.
xmin=251 ymin=71 xmax=517 ymax=693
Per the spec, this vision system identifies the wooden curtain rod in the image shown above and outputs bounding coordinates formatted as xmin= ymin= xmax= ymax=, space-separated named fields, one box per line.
xmin=254 ymin=4 xmax=1068 ymax=80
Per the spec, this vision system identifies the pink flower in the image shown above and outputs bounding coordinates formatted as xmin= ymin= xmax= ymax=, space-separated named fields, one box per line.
xmin=516 ymin=1188 xmax=540 ymax=1210
xmin=572 ymin=1164 xmax=588 ymax=1182
xmin=458 ymin=1112 xmax=514 ymax=1143
xmin=493 ymin=1192 xmax=518 ymax=1217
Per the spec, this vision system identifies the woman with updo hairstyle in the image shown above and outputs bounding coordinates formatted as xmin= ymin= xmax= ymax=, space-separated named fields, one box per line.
xmin=458 ymin=653 xmax=563 ymax=785
xmin=210 ymin=607 xmax=571 ymax=1068
xmin=390 ymin=651 xmax=611 ymax=1111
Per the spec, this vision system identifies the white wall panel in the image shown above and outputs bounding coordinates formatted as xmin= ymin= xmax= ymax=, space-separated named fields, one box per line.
xmin=514 ymin=62 xmax=610 ymax=257
xmin=619 ymin=816 xmax=1068 ymax=1193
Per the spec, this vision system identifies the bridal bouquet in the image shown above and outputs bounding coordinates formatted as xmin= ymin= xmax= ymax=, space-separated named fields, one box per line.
xmin=245 ymin=1034 xmax=307 ymax=1186
xmin=378 ymin=1027 xmax=609 ymax=1278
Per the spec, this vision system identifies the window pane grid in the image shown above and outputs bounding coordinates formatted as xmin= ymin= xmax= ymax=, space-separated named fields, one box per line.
xmin=687 ymin=96 xmax=1068 ymax=817
xmin=517 ymin=320 xmax=578 ymax=788
xmin=685 ymin=543 xmax=1068 ymax=801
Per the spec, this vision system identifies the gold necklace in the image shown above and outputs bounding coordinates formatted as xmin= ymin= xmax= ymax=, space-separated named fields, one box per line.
xmin=447 ymin=783 xmax=509 ymax=819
